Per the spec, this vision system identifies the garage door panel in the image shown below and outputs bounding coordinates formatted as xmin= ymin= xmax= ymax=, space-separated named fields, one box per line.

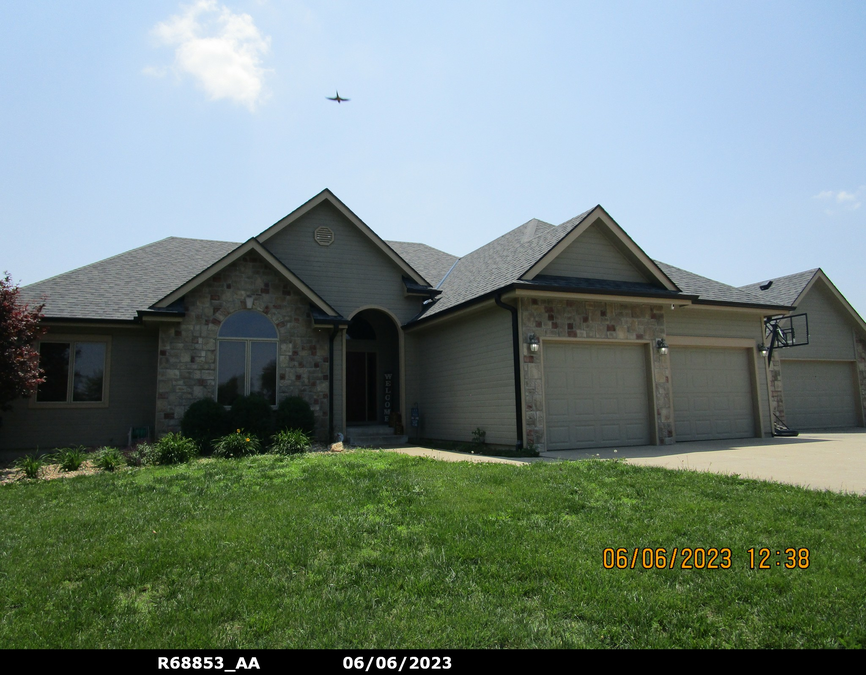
xmin=783 ymin=360 xmax=858 ymax=429
xmin=672 ymin=347 xmax=755 ymax=442
xmin=544 ymin=343 xmax=651 ymax=450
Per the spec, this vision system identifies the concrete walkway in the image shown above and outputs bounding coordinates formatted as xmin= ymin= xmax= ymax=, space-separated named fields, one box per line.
xmin=387 ymin=430 xmax=866 ymax=495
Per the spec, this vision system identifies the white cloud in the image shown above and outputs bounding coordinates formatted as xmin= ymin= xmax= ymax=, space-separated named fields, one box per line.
xmin=813 ymin=186 xmax=864 ymax=214
xmin=149 ymin=1 xmax=271 ymax=111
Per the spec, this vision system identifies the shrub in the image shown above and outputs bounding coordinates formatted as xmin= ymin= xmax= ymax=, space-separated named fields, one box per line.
xmin=151 ymin=433 xmax=198 ymax=465
xmin=275 ymin=396 xmax=315 ymax=435
xmin=95 ymin=447 xmax=123 ymax=472
xmin=229 ymin=395 xmax=274 ymax=440
xmin=15 ymin=453 xmax=42 ymax=479
xmin=271 ymin=429 xmax=311 ymax=455
xmin=213 ymin=429 xmax=263 ymax=458
xmin=50 ymin=446 xmax=87 ymax=472
xmin=124 ymin=443 xmax=153 ymax=467
xmin=181 ymin=398 xmax=229 ymax=454
xmin=472 ymin=427 xmax=486 ymax=445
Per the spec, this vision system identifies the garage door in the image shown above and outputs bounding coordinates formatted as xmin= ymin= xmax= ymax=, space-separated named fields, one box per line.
xmin=671 ymin=347 xmax=755 ymax=442
xmin=544 ymin=342 xmax=651 ymax=450
xmin=782 ymin=360 xmax=860 ymax=430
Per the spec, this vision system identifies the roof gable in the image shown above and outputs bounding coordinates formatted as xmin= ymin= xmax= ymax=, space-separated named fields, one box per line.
xmin=741 ymin=268 xmax=866 ymax=333
xmin=522 ymin=207 xmax=677 ymax=290
xmin=153 ymin=239 xmax=339 ymax=317
xmin=257 ymin=189 xmax=427 ymax=285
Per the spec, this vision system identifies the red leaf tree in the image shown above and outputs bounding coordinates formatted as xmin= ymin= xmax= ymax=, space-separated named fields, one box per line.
xmin=0 ymin=272 xmax=46 ymax=423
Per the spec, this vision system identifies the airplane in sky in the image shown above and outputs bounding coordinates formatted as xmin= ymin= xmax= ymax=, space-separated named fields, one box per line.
xmin=326 ymin=91 xmax=350 ymax=103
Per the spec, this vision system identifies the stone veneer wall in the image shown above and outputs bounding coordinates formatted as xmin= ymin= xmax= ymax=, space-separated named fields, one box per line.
xmin=520 ymin=298 xmax=672 ymax=451
xmin=857 ymin=336 xmax=866 ymax=424
xmin=156 ymin=252 xmax=331 ymax=439
xmin=767 ymin=352 xmax=785 ymax=427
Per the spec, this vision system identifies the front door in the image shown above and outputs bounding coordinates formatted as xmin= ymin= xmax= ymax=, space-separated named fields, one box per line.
xmin=347 ymin=351 xmax=377 ymax=423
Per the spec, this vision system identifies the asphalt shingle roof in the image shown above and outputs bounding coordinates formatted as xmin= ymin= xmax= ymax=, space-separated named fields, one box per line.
xmin=21 ymin=237 xmax=239 ymax=321
xmin=654 ymin=261 xmax=788 ymax=307
xmin=20 ymin=212 xmax=796 ymax=324
xmin=418 ymin=215 xmax=588 ymax=318
xmin=385 ymin=241 xmax=458 ymax=288
xmin=739 ymin=269 xmax=818 ymax=307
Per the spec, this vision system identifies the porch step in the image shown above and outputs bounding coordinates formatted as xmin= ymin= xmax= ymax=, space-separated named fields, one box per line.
xmin=346 ymin=425 xmax=408 ymax=448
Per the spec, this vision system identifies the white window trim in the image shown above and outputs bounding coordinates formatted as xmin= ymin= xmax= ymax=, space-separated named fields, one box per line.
xmin=30 ymin=334 xmax=111 ymax=409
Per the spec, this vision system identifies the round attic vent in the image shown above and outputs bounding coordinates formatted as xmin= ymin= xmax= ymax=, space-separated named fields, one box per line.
xmin=314 ymin=226 xmax=335 ymax=246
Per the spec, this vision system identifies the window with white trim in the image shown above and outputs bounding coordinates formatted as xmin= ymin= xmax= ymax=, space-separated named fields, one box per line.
xmin=217 ymin=311 xmax=278 ymax=406
xmin=36 ymin=339 xmax=108 ymax=404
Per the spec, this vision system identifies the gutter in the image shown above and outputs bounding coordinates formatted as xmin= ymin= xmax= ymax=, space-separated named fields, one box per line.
xmin=494 ymin=292 xmax=524 ymax=451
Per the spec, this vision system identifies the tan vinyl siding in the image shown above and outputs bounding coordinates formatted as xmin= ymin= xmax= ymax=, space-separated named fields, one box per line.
xmin=781 ymin=360 xmax=860 ymax=429
xmin=783 ymin=281 xmax=856 ymax=360
xmin=666 ymin=308 xmax=759 ymax=339
xmin=0 ymin=326 xmax=158 ymax=451
xmin=262 ymin=202 xmax=423 ymax=324
xmin=540 ymin=223 xmax=649 ymax=282
xmin=409 ymin=307 xmax=516 ymax=445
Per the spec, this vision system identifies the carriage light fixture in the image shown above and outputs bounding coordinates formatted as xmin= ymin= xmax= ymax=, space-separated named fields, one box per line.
xmin=528 ymin=333 xmax=540 ymax=353
xmin=656 ymin=339 xmax=669 ymax=356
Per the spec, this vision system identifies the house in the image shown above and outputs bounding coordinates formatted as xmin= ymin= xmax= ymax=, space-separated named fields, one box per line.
xmin=3 ymin=189 xmax=865 ymax=452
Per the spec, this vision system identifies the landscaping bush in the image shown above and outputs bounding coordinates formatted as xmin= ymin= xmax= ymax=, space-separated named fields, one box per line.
xmin=213 ymin=430 xmax=263 ymax=458
xmin=275 ymin=396 xmax=315 ymax=435
xmin=94 ymin=447 xmax=123 ymax=472
xmin=14 ymin=453 xmax=42 ymax=479
xmin=50 ymin=446 xmax=87 ymax=472
xmin=181 ymin=398 xmax=229 ymax=454
xmin=229 ymin=395 xmax=275 ymax=440
xmin=151 ymin=433 xmax=198 ymax=465
xmin=123 ymin=443 xmax=153 ymax=467
xmin=270 ymin=429 xmax=311 ymax=455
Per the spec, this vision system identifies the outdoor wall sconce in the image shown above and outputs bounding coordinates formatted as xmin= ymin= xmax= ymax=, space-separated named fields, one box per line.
xmin=528 ymin=333 xmax=540 ymax=353
xmin=759 ymin=344 xmax=769 ymax=357
xmin=656 ymin=338 xmax=669 ymax=356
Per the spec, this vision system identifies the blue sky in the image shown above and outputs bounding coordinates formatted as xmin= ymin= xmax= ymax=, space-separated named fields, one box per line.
xmin=2 ymin=1 xmax=864 ymax=313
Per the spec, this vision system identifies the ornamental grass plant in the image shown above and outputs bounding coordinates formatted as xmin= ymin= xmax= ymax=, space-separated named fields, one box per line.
xmin=270 ymin=428 xmax=311 ymax=455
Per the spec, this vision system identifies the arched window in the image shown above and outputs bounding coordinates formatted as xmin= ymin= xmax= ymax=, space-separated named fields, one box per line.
xmin=217 ymin=311 xmax=278 ymax=406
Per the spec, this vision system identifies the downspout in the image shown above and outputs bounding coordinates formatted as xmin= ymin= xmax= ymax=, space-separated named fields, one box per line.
xmin=495 ymin=293 xmax=524 ymax=450
xmin=328 ymin=325 xmax=339 ymax=442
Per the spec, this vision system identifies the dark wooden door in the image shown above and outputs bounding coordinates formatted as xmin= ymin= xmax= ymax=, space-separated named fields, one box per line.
xmin=347 ymin=352 xmax=377 ymax=423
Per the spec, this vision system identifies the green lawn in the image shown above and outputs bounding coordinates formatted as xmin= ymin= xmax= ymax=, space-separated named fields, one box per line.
xmin=1 ymin=451 xmax=864 ymax=648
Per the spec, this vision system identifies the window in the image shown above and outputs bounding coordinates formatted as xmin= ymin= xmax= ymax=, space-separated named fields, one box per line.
xmin=217 ymin=311 xmax=278 ymax=406
xmin=36 ymin=339 xmax=108 ymax=404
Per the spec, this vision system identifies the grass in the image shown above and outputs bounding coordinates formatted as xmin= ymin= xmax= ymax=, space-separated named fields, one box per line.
xmin=0 ymin=451 xmax=864 ymax=649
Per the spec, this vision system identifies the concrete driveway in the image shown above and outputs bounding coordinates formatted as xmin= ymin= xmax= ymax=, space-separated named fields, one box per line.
xmin=542 ymin=430 xmax=866 ymax=495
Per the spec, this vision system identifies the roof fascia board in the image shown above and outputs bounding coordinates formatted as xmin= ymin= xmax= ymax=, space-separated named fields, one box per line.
xmin=41 ymin=319 xmax=142 ymax=328
xmin=256 ymin=189 xmax=429 ymax=286
xmin=512 ymin=288 xmax=694 ymax=306
xmin=522 ymin=207 xmax=679 ymax=291
xmin=677 ymin=302 xmax=789 ymax=315
xmin=153 ymin=239 xmax=339 ymax=317
xmin=802 ymin=271 xmax=866 ymax=334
